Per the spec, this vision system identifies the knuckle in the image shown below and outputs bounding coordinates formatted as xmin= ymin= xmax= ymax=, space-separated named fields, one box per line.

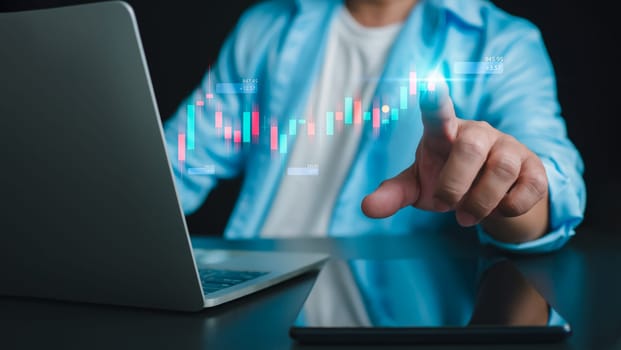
xmin=455 ymin=136 xmax=488 ymax=160
xmin=434 ymin=181 xmax=464 ymax=206
xmin=523 ymin=172 xmax=548 ymax=199
xmin=475 ymin=120 xmax=493 ymax=131
xmin=501 ymin=133 xmax=519 ymax=145
xmin=501 ymin=197 xmax=528 ymax=217
xmin=463 ymin=196 xmax=495 ymax=218
xmin=488 ymin=155 xmax=521 ymax=181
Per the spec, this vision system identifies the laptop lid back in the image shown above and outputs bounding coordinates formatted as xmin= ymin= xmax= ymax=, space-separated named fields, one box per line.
xmin=0 ymin=1 xmax=205 ymax=311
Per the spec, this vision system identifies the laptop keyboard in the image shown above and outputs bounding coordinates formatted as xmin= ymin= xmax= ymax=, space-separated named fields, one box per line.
xmin=198 ymin=268 xmax=269 ymax=295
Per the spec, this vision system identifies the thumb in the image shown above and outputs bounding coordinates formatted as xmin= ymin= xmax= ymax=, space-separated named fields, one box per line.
xmin=361 ymin=166 xmax=420 ymax=218
xmin=419 ymin=76 xmax=459 ymax=141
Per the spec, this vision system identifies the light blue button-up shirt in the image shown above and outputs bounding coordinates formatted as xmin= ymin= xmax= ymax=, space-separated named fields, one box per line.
xmin=163 ymin=0 xmax=586 ymax=253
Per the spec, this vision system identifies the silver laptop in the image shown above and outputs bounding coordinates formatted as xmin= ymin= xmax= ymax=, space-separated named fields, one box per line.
xmin=0 ymin=1 xmax=327 ymax=311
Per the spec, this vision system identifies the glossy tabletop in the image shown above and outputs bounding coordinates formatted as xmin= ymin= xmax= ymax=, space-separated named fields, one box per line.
xmin=1 ymin=228 xmax=620 ymax=350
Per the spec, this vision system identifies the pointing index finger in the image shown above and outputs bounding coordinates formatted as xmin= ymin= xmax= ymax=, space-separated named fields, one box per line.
xmin=419 ymin=75 xmax=458 ymax=140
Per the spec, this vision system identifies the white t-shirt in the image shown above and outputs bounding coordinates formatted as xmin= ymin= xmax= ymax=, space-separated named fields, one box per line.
xmin=261 ymin=7 xmax=403 ymax=238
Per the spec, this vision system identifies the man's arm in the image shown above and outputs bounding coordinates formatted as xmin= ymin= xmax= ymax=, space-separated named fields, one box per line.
xmin=163 ymin=1 xmax=290 ymax=214
xmin=163 ymin=37 xmax=246 ymax=214
xmin=362 ymin=24 xmax=585 ymax=252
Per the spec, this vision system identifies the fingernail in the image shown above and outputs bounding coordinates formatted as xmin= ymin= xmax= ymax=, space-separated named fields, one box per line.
xmin=419 ymin=74 xmax=449 ymax=111
xmin=456 ymin=211 xmax=478 ymax=227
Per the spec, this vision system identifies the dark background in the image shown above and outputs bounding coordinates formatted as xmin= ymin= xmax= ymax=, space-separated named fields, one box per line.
xmin=1 ymin=0 xmax=618 ymax=236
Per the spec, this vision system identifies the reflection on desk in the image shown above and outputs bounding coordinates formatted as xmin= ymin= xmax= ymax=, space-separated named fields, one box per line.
xmin=1 ymin=230 xmax=620 ymax=350
xmin=292 ymin=258 xmax=568 ymax=344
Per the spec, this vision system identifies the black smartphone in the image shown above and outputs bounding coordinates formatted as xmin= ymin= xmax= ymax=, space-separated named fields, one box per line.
xmin=289 ymin=257 xmax=571 ymax=345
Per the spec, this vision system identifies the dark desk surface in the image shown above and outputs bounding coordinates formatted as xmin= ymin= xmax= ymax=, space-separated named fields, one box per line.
xmin=2 ymin=229 xmax=620 ymax=350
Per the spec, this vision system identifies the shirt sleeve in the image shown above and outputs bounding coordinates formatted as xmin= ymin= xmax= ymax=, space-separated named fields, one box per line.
xmin=162 ymin=39 xmax=244 ymax=214
xmin=162 ymin=2 xmax=287 ymax=214
xmin=475 ymin=20 xmax=586 ymax=253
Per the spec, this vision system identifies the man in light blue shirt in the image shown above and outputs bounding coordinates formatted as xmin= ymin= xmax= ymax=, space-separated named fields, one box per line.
xmin=163 ymin=0 xmax=585 ymax=253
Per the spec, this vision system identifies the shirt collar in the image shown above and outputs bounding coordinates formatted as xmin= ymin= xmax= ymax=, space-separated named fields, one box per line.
xmin=293 ymin=0 xmax=485 ymax=28
xmin=429 ymin=0 xmax=485 ymax=28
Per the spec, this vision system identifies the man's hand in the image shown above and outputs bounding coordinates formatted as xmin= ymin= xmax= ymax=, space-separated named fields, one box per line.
xmin=361 ymin=78 xmax=549 ymax=243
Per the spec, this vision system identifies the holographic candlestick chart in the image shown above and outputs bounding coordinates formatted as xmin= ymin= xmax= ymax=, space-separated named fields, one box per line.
xmin=178 ymin=72 xmax=425 ymax=160
xmin=176 ymin=58 xmax=503 ymax=177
